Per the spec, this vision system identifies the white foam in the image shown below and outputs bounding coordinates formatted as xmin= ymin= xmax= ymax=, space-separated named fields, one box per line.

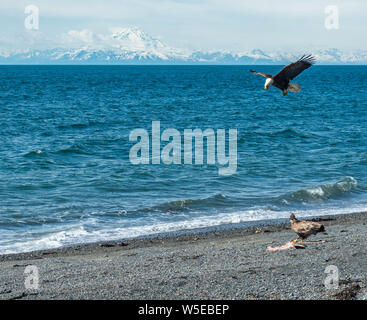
xmin=0 ymin=226 xmax=89 ymax=255
xmin=306 ymin=186 xmax=324 ymax=197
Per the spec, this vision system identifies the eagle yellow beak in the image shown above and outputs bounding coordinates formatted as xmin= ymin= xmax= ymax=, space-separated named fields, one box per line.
xmin=264 ymin=86 xmax=269 ymax=90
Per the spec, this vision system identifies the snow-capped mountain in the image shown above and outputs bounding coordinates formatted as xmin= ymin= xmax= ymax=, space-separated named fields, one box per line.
xmin=96 ymin=27 xmax=190 ymax=61
xmin=1 ymin=27 xmax=366 ymax=64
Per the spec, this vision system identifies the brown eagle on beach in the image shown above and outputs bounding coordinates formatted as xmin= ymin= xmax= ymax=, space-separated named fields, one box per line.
xmin=250 ymin=54 xmax=316 ymax=96
xmin=290 ymin=213 xmax=327 ymax=243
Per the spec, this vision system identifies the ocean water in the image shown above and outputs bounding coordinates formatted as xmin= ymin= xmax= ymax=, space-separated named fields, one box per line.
xmin=1 ymin=65 xmax=367 ymax=254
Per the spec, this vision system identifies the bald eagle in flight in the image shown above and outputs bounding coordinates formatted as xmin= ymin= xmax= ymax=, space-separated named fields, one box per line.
xmin=250 ymin=54 xmax=316 ymax=96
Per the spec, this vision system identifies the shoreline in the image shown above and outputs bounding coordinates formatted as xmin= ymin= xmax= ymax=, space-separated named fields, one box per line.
xmin=1 ymin=211 xmax=367 ymax=299
xmin=1 ymin=210 xmax=365 ymax=260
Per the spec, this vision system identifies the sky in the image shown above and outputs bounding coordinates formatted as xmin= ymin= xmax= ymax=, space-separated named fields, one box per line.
xmin=0 ymin=0 xmax=366 ymax=52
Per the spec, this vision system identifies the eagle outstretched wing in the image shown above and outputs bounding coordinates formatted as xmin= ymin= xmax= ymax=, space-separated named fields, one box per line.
xmin=273 ymin=54 xmax=316 ymax=81
xmin=249 ymin=69 xmax=272 ymax=79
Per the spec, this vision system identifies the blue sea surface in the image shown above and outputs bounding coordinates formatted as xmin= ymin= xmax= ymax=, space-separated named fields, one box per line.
xmin=1 ymin=65 xmax=367 ymax=254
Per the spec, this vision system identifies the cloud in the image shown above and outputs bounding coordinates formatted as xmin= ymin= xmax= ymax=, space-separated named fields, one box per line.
xmin=62 ymin=29 xmax=96 ymax=44
xmin=0 ymin=0 xmax=362 ymax=20
xmin=0 ymin=0 xmax=366 ymax=51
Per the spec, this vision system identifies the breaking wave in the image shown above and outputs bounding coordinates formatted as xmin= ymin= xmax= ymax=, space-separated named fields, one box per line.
xmin=141 ymin=193 xmax=231 ymax=213
xmin=139 ymin=177 xmax=360 ymax=215
xmin=282 ymin=177 xmax=358 ymax=203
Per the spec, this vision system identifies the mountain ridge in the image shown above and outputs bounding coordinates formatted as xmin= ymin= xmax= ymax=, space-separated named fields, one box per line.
xmin=1 ymin=27 xmax=366 ymax=65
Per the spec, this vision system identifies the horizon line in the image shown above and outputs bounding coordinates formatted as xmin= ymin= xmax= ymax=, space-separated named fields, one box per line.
xmin=0 ymin=64 xmax=366 ymax=66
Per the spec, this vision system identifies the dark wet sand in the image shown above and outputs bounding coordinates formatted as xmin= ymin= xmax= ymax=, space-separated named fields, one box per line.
xmin=1 ymin=212 xmax=367 ymax=300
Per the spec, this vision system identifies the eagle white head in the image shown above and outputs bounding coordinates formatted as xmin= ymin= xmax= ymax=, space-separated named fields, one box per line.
xmin=264 ymin=78 xmax=274 ymax=90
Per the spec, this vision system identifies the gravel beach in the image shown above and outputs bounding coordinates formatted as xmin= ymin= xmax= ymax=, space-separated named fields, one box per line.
xmin=1 ymin=212 xmax=367 ymax=300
